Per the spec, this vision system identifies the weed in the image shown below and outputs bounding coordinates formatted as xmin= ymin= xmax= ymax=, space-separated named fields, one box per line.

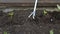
xmin=8 ymin=11 xmax=14 ymax=19
xmin=4 ymin=31 xmax=7 ymax=34
xmin=50 ymin=29 xmax=54 ymax=34
xmin=43 ymin=10 xmax=48 ymax=16
xmin=57 ymin=4 xmax=60 ymax=10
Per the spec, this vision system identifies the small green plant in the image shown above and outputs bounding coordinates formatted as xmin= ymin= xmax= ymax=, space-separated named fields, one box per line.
xmin=4 ymin=31 xmax=7 ymax=34
xmin=50 ymin=29 xmax=54 ymax=34
xmin=43 ymin=10 xmax=48 ymax=16
xmin=57 ymin=4 xmax=60 ymax=10
xmin=8 ymin=11 xmax=14 ymax=19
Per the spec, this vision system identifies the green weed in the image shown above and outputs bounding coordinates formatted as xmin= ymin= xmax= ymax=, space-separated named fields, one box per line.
xmin=4 ymin=31 xmax=7 ymax=34
xmin=8 ymin=11 xmax=14 ymax=19
xmin=50 ymin=29 xmax=54 ymax=34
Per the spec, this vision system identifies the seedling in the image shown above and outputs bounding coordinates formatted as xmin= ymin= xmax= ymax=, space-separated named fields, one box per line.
xmin=4 ymin=31 xmax=7 ymax=34
xmin=43 ymin=10 xmax=48 ymax=16
xmin=50 ymin=29 xmax=54 ymax=34
xmin=57 ymin=4 xmax=60 ymax=10
xmin=28 ymin=0 xmax=38 ymax=19
xmin=8 ymin=11 xmax=14 ymax=19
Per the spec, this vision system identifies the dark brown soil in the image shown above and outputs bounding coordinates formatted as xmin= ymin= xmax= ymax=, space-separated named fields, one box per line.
xmin=0 ymin=9 xmax=60 ymax=34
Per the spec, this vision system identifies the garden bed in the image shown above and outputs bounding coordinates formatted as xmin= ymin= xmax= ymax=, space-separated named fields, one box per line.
xmin=0 ymin=8 xmax=60 ymax=34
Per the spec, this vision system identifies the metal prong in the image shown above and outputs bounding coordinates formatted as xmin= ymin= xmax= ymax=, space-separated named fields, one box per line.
xmin=28 ymin=12 xmax=33 ymax=18
xmin=33 ymin=11 xmax=35 ymax=19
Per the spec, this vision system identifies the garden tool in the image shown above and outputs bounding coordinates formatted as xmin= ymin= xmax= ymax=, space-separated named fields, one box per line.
xmin=28 ymin=0 xmax=38 ymax=19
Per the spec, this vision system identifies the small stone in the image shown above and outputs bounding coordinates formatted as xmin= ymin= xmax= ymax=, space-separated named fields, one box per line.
xmin=51 ymin=19 xmax=53 ymax=22
xmin=40 ymin=26 xmax=42 ymax=28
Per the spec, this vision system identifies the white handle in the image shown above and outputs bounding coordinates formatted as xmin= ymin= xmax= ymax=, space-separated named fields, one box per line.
xmin=33 ymin=0 xmax=38 ymax=19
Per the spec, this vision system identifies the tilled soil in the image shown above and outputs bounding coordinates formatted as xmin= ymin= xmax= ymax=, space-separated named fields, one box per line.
xmin=0 ymin=10 xmax=60 ymax=34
